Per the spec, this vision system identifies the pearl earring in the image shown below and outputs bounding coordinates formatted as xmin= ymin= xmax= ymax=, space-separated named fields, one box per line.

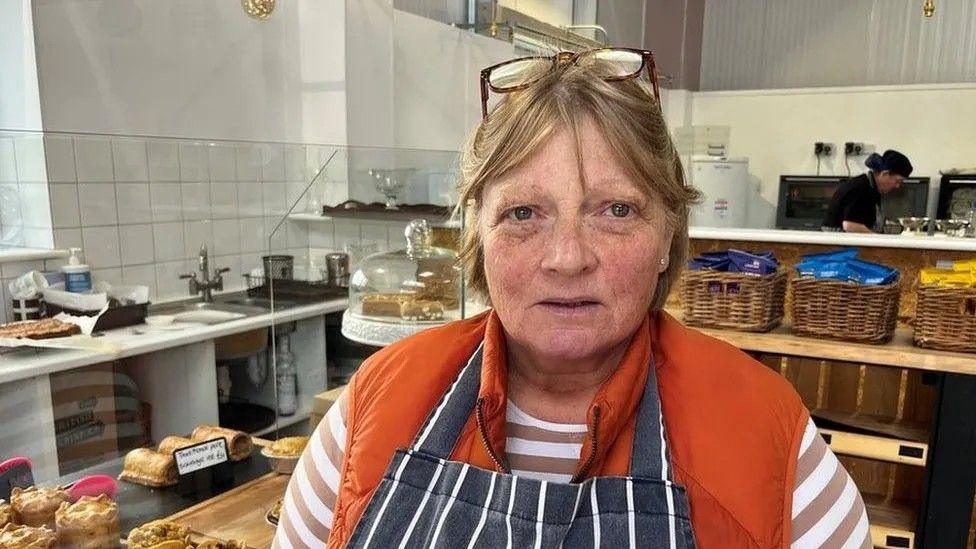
xmin=660 ymin=258 xmax=667 ymax=266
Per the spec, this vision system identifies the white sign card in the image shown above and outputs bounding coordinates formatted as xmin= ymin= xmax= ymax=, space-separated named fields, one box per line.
xmin=174 ymin=438 xmax=229 ymax=475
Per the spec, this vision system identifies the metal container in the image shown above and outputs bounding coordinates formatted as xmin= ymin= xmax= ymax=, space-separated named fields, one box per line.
xmin=325 ymin=253 xmax=350 ymax=288
xmin=261 ymin=447 xmax=299 ymax=475
xmin=262 ymin=255 xmax=294 ymax=280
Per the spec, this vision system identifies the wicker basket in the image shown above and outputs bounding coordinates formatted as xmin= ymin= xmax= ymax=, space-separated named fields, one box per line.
xmin=681 ymin=269 xmax=787 ymax=332
xmin=914 ymin=284 xmax=976 ymax=352
xmin=790 ymin=277 xmax=901 ymax=344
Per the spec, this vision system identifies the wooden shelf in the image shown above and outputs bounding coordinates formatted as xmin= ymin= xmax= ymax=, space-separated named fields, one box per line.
xmin=289 ymin=212 xmax=460 ymax=228
xmin=682 ymin=316 xmax=976 ymax=375
xmin=811 ymin=409 xmax=929 ymax=443
xmin=820 ymin=429 xmax=927 ymax=467
xmin=864 ymin=494 xmax=916 ymax=549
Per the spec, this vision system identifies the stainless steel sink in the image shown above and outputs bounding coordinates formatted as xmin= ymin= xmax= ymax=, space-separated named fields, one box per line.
xmin=149 ymin=292 xmax=301 ymax=324
xmin=216 ymin=296 xmax=295 ymax=310
xmin=152 ymin=299 xmax=266 ymax=325
xmin=179 ymin=301 xmax=268 ymax=315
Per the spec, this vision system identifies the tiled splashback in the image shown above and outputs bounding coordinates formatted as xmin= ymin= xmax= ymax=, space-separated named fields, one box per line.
xmin=0 ymin=130 xmax=460 ymax=321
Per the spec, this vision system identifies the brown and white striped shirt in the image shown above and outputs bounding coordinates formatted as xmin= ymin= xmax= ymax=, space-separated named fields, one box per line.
xmin=272 ymin=393 xmax=872 ymax=548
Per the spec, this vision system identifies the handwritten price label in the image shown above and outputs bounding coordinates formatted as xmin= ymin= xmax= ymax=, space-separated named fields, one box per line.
xmin=174 ymin=438 xmax=229 ymax=475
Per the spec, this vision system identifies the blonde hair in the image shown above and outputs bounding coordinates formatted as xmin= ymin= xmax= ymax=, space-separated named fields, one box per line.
xmin=456 ymin=61 xmax=700 ymax=310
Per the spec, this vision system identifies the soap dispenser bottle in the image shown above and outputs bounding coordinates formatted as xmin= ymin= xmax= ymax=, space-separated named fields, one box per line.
xmin=61 ymin=247 xmax=92 ymax=293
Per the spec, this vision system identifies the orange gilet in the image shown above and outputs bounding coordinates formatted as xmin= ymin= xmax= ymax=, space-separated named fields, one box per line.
xmin=328 ymin=310 xmax=808 ymax=548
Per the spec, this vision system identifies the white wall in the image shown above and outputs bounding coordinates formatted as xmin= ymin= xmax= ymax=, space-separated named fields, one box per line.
xmin=392 ymin=9 xmax=514 ymax=150
xmin=691 ymin=83 xmax=976 ymax=228
xmin=30 ymin=0 xmax=345 ymax=144
xmin=0 ymin=0 xmax=43 ymax=130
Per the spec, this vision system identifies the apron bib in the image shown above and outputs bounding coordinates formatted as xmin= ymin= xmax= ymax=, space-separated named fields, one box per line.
xmin=348 ymin=343 xmax=696 ymax=548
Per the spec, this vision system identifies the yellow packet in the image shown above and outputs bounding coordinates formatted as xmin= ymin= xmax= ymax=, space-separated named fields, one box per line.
xmin=952 ymin=259 xmax=976 ymax=272
xmin=921 ymin=268 xmax=975 ymax=287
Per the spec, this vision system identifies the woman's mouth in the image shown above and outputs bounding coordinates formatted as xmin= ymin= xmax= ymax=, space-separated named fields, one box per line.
xmin=537 ymin=299 xmax=601 ymax=315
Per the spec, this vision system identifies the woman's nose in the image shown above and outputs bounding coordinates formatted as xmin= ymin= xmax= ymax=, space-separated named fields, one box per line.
xmin=539 ymin=220 xmax=598 ymax=276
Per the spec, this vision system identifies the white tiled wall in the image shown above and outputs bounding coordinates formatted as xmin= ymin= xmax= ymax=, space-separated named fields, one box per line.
xmin=30 ymin=134 xmax=347 ymax=304
xmin=0 ymin=133 xmax=54 ymax=249
xmin=1 ymin=131 xmax=456 ymax=321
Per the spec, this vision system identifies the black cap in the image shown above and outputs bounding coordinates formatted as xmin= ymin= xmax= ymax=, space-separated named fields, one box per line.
xmin=881 ymin=149 xmax=913 ymax=178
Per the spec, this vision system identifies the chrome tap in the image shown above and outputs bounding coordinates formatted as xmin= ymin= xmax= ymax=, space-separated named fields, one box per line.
xmin=180 ymin=244 xmax=230 ymax=302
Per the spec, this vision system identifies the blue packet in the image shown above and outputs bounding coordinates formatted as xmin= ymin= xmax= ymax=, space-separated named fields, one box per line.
xmin=728 ymin=249 xmax=778 ymax=275
xmin=800 ymin=249 xmax=859 ymax=262
xmin=808 ymin=261 xmax=850 ymax=281
xmin=847 ymin=259 xmax=898 ymax=285
xmin=690 ymin=249 xmax=778 ymax=274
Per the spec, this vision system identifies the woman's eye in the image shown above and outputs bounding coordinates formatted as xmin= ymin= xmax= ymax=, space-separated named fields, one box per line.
xmin=508 ymin=206 xmax=534 ymax=221
xmin=608 ymin=203 xmax=631 ymax=218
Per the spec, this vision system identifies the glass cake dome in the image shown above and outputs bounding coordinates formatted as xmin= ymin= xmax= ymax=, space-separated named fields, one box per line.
xmin=348 ymin=219 xmax=461 ymax=324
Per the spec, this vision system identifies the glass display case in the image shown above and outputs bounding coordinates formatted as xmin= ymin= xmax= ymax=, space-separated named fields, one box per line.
xmin=0 ymin=128 xmax=475 ymax=543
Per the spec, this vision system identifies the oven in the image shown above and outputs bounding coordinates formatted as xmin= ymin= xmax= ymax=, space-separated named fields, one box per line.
xmin=776 ymin=175 xmax=930 ymax=230
xmin=936 ymin=174 xmax=976 ymax=220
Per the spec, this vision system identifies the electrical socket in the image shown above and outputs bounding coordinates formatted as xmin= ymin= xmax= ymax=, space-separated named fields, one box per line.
xmin=844 ymin=142 xmax=874 ymax=156
xmin=814 ymin=142 xmax=834 ymax=157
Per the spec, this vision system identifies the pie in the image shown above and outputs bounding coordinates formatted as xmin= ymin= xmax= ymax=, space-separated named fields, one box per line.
xmin=190 ymin=425 xmax=251 ymax=461
xmin=267 ymin=436 xmax=308 ymax=458
xmin=54 ymin=494 xmax=119 ymax=549
xmin=9 ymin=486 xmax=70 ymax=528
xmin=0 ymin=523 xmax=58 ymax=548
xmin=126 ymin=520 xmax=190 ymax=548
xmin=0 ymin=499 xmax=10 ymax=528
xmin=127 ymin=520 xmax=247 ymax=549
xmin=118 ymin=448 xmax=178 ymax=488
xmin=0 ymin=318 xmax=80 ymax=340
xmin=158 ymin=435 xmax=197 ymax=455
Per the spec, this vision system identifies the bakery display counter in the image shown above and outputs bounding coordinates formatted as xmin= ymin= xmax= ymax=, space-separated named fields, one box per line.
xmin=28 ymin=425 xmax=308 ymax=548
xmin=57 ymin=445 xmax=277 ymax=535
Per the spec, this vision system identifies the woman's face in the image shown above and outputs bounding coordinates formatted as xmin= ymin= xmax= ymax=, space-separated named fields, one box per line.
xmin=479 ymin=117 xmax=674 ymax=364
xmin=876 ymin=171 xmax=904 ymax=194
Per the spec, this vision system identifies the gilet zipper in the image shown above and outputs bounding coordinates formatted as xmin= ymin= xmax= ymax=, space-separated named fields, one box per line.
xmin=570 ymin=405 xmax=601 ymax=484
xmin=476 ymin=397 xmax=510 ymax=474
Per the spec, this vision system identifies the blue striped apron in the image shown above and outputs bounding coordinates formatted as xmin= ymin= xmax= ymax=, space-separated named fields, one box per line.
xmin=348 ymin=343 xmax=696 ymax=548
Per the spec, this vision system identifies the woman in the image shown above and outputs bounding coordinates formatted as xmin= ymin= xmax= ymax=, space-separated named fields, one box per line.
xmin=274 ymin=49 xmax=870 ymax=548
xmin=822 ymin=149 xmax=914 ymax=233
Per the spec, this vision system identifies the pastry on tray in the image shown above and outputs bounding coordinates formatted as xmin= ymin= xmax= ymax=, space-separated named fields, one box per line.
xmin=266 ymin=436 xmax=309 ymax=458
xmin=190 ymin=425 xmax=252 ymax=461
xmin=266 ymin=499 xmax=282 ymax=526
xmin=126 ymin=520 xmax=190 ymax=548
xmin=0 ymin=318 xmax=81 ymax=340
xmin=0 ymin=498 xmax=10 ymax=528
xmin=118 ymin=448 xmax=178 ymax=488
xmin=54 ymin=494 xmax=119 ymax=549
xmin=9 ymin=486 xmax=70 ymax=528
xmin=195 ymin=539 xmax=248 ymax=549
xmin=0 ymin=523 xmax=58 ymax=548
xmin=158 ymin=435 xmax=197 ymax=455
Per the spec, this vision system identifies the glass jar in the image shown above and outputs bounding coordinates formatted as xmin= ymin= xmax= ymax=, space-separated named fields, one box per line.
xmin=349 ymin=219 xmax=461 ymax=324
